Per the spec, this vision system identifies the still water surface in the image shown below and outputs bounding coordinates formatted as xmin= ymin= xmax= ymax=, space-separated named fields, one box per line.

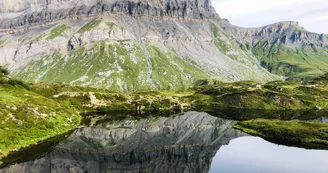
xmin=1 ymin=111 xmax=328 ymax=173
xmin=209 ymin=136 xmax=328 ymax=173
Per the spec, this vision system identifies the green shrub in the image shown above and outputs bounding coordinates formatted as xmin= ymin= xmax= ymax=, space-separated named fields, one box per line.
xmin=7 ymin=79 xmax=31 ymax=90
xmin=0 ymin=66 xmax=9 ymax=76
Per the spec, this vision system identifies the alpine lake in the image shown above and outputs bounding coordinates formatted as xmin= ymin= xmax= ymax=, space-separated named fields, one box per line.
xmin=1 ymin=110 xmax=328 ymax=173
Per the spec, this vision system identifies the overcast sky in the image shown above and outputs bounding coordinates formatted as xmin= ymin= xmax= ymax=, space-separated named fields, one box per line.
xmin=213 ymin=0 xmax=328 ymax=34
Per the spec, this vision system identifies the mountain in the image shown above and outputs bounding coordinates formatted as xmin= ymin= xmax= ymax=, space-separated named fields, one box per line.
xmin=0 ymin=0 xmax=327 ymax=91
xmin=221 ymin=21 xmax=328 ymax=80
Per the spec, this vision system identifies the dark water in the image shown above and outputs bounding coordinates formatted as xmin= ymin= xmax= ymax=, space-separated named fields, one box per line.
xmin=1 ymin=111 xmax=328 ymax=173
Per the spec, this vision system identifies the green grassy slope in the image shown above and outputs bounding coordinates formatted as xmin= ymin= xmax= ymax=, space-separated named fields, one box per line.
xmin=47 ymin=24 xmax=71 ymax=40
xmin=211 ymin=23 xmax=280 ymax=83
xmin=191 ymin=76 xmax=328 ymax=110
xmin=12 ymin=41 xmax=208 ymax=91
xmin=0 ymin=81 xmax=81 ymax=162
xmin=251 ymin=36 xmax=328 ymax=80
xmin=234 ymin=119 xmax=328 ymax=149
xmin=9 ymin=19 xmax=283 ymax=91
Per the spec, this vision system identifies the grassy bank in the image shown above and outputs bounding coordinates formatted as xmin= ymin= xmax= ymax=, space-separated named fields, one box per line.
xmin=28 ymin=74 xmax=328 ymax=114
xmin=0 ymin=81 xmax=81 ymax=164
xmin=234 ymin=119 xmax=328 ymax=149
xmin=191 ymin=76 xmax=328 ymax=110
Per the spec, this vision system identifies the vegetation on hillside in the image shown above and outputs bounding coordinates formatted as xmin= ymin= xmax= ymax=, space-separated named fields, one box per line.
xmin=0 ymin=66 xmax=9 ymax=77
xmin=211 ymin=23 xmax=279 ymax=83
xmin=12 ymin=42 xmax=208 ymax=91
xmin=77 ymin=19 xmax=102 ymax=33
xmin=0 ymin=40 xmax=6 ymax=48
xmin=190 ymin=77 xmax=328 ymax=110
xmin=251 ymin=41 xmax=328 ymax=80
xmin=26 ymin=73 xmax=328 ymax=114
xmin=0 ymin=69 xmax=81 ymax=164
xmin=47 ymin=24 xmax=71 ymax=40
xmin=226 ymin=74 xmax=328 ymax=149
xmin=234 ymin=119 xmax=328 ymax=149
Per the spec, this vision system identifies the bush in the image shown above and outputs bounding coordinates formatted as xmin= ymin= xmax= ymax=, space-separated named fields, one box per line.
xmin=0 ymin=66 xmax=9 ymax=76
xmin=8 ymin=79 xmax=31 ymax=90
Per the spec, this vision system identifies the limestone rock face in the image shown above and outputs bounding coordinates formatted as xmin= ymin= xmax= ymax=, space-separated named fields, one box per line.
xmin=0 ymin=13 xmax=280 ymax=90
xmin=0 ymin=0 xmax=219 ymax=30
xmin=221 ymin=21 xmax=327 ymax=48
xmin=0 ymin=0 xmax=327 ymax=89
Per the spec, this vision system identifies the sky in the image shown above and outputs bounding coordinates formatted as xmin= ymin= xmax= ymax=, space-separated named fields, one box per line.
xmin=212 ymin=0 xmax=328 ymax=34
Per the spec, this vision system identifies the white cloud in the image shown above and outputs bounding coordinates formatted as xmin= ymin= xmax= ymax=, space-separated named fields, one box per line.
xmin=213 ymin=0 xmax=328 ymax=34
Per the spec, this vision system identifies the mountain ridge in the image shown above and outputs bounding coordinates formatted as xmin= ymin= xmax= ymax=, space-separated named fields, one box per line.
xmin=219 ymin=19 xmax=328 ymax=79
xmin=0 ymin=0 xmax=327 ymax=90
xmin=0 ymin=0 xmax=219 ymax=33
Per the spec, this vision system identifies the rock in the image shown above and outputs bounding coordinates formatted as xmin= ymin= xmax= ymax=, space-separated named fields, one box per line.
xmin=40 ymin=114 xmax=48 ymax=118
xmin=314 ymin=106 xmax=322 ymax=111
xmin=12 ymin=106 xmax=17 ymax=110
xmin=0 ymin=0 xmax=219 ymax=30
xmin=186 ymin=74 xmax=192 ymax=78
xmin=0 ymin=0 xmax=326 ymax=91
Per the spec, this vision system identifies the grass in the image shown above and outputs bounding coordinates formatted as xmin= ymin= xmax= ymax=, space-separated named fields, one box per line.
xmin=0 ymin=130 xmax=73 ymax=168
xmin=9 ymin=20 xmax=283 ymax=90
xmin=0 ymin=40 xmax=6 ymax=48
xmin=78 ymin=19 xmax=102 ymax=33
xmin=11 ymin=71 xmax=328 ymax=112
xmin=252 ymin=40 xmax=328 ymax=80
xmin=27 ymin=73 xmax=328 ymax=113
xmin=190 ymin=75 xmax=328 ymax=110
xmin=148 ymin=46 xmax=208 ymax=90
xmin=0 ymin=81 xmax=81 ymax=163
xmin=47 ymin=24 xmax=71 ymax=40
xmin=210 ymin=23 xmax=279 ymax=83
xmin=32 ymin=82 xmax=195 ymax=113
xmin=234 ymin=119 xmax=328 ymax=148
xmin=11 ymin=42 xmax=208 ymax=91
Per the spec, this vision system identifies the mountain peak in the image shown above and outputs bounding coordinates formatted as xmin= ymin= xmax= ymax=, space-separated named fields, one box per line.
xmin=265 ymin=21 xmax=300 ymax=30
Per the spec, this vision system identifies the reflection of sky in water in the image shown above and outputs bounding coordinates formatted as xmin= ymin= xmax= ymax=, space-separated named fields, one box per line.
xmin=209 ymin=137 xmax=328 ymax=173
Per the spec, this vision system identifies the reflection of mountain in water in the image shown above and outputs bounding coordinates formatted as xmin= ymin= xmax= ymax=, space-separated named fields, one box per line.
xmin=0 ymin=111 xmax=244 ymax=173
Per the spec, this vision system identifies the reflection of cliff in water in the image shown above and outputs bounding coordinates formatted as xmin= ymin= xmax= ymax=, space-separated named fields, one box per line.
xmin=0 ymin=111 xmax=244 ymax=173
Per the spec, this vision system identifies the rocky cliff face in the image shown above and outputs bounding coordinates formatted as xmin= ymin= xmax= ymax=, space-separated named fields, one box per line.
xmin=0 ymin=0 xmax=279 ymax=91
xmin=0 ymin=0 xmax=219 ymax=31
xmin=222 ymin=21 xmax=327 ymax=48
xmin=0 ymin=0 xmax=327 ymax=90
xmin=0 ymin=111 xmax=244 ymax=173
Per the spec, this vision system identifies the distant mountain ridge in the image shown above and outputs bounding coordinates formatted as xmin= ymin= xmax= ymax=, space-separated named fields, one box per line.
xmin=221 ymin=20 xmax=328 ymax=79
xmin=0 ymin=0 xmax=327 ymax=91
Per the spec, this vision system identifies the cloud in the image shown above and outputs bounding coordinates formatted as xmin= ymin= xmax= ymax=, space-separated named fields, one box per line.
xmin=213 ymin=0 xmax=328 ymax=33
